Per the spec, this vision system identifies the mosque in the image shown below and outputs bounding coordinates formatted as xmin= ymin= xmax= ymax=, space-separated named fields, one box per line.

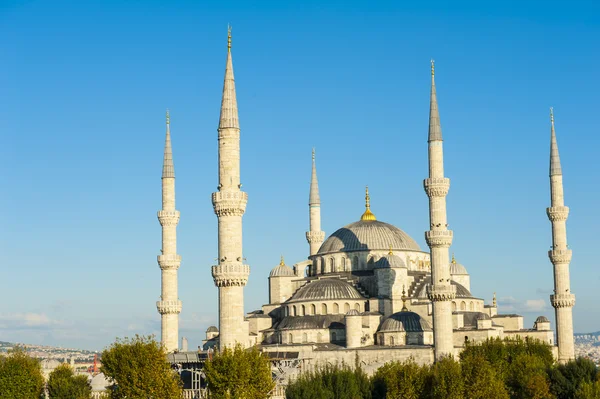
xmin=157 ymin=29 xmax=576 ymax=375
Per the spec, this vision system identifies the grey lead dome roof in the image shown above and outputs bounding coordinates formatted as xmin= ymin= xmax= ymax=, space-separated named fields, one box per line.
xmin=318 ymin=220 xmax=421 ymax=255
xmin=270 ymin=263 xmax=295 ymax=277
xmin=379 ymin=311 xmax=432 ymax=332
xmin=287 ymin=278 xmax=364 ymax=303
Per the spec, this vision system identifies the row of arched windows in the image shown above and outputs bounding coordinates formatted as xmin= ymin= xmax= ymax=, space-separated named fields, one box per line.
xmin=286 ymin=302 xmax=362 ymax=316
xmin=285 ymin=331 xmax=339 ymax=344
xmin=452 ymin=300 xmax=478 ymax=312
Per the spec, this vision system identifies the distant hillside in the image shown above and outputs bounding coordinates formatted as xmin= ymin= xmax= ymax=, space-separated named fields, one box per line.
xmin=575 ymin=332 xmax=600 ymax=337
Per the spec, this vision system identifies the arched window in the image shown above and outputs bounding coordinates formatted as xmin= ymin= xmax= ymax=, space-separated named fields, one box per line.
xmin=390 ymin=336 xmax=395 ymax=346
xmin=311 ymin=304 xmax=316 ymax=315
xmin=354 ymin=303 xmax=360 ymax=311
xmin=353 ymin=256 xmax=359 ymax=270
xmin=329 ymin=258 xmax=334 ymax=273
xmin=321 ymin=303 xmax=327 ymax=314
xmin=341 ymin=257 xmax=346 ymax=272
xmin=332 ymin=303 xmax=339 ymax=314
xmin=289 ymin=334 xmax=293 ymax=344
xmin=301 ymin=305 xmax=305 ymax=316
xmin=302 ymin=333 xmax=308 ymax=343
xmin=331 ymin=331 xmax=337 ymax=342
xmin=320 ymin=258 xmax=325 ymax=274
xmin=292 ymin=305 xmax=297 ymax=316
xmin=460 ymin=301 xmax=466 ymax=311
xmin=344 ymin=303 xmax=350 ymax=313
xmin=469 ymin=302 xmax=474 ymax=311
xmin=317 ymin=332 xmax=322 ymax=343
xmin=452 ymin=302 xmax=457 ymax=312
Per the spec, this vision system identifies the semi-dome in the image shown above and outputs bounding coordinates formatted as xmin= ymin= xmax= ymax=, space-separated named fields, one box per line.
xmin=318 ymin=220 xmax=421 ymax=255
xmin=287 ymin=278 xmax=363 ymax=303
xmin=414 ymin=278 xmax=473 ymax=299
xmin=375 ymin=252 xmax=407 ymax=269
xmin=270 ymin=257 xmax=295 ymax=277
xmin=535 ymin=316 xmax=550 ymax=323
xmin=476 ymin=313 xmax=491 ymax=320
xmin=379 ymin=311 xmax=432 ymax=332
xmin=379 ymin=317 xmax=405 ymax=332
xmin=346 ymin=309 xmax=361 ymax=316
xmin=206 ymin=326 xmax=219 ymax=333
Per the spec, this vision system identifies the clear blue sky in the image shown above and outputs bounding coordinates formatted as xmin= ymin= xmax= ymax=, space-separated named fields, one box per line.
xmin=1 ymin=0 xmax=599 ymax=351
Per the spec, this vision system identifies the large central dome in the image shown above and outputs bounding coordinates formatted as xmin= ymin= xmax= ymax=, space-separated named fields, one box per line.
xmin=317 ymin=220 xmax=421 ymax=255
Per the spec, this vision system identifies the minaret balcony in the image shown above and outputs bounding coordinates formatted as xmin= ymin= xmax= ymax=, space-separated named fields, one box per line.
xmin=157 ymin=210 xmax=180 ymax=226
xmin=306 ymin=231 xmax=325 ymax=243
xmin=427 ymin=284 xmax=456 ymax=302
xmin=212 ymin=191 xmax=248 ymax=217
xmin=550 ymin=293 xmax=575 ymax=308
xmin=548 ymin=249 xmax=572 ymax=265
xmin=157 ymin=254 xmax=181 ymax=270
xmin=425 ymin=230 xmax=453 ymax=248
xmin=546 ymin=206 xmax=569 ymax=222
xmin=156 ymin=300 xmax=182 ymax=315
xmin=423 ymin=178 xmax=450 ymax=197
xmin=211 ymin=262 xmax=250 ymax=287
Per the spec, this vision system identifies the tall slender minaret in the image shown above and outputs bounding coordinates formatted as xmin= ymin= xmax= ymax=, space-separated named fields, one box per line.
xmin=156 ymin=110 xmax=182 ymax=353
xmin=211 ymin=27 xmax=250 ymax=350
xmin=547 ymin=108 xmax=575 ymax=363
xmin=423 ymin=60 xmax=455 ymax=360
xmin=306 ymin=149 xmax=325 ymax=259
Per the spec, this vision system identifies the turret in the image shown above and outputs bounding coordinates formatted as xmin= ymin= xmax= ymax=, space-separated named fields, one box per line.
xmin=156 ymin=110 xmax=182 ymax=352
xmin=211 ymin=27 xmax=250 ymax=350
xmin=423 ymin=60 xmax=456 ymax=360
xmin=306 ymin=149 xmax=325 ymax=261
xmin=546 ymin=108 xmax=575 ymax=362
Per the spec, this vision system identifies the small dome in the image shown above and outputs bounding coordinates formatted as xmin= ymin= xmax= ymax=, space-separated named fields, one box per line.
xmin=450 ymin=255 xmax=468 ymax=275
xmin=346 ymin=309 xmax=361 ymax=316
xmin=206 ymin=326 xmax=218 ymax=333
xmin=270 ymin=264 xmax=295 ymax=277
xmin=90 ymin=373 xmax=109 ymax=392
xmin=288 ymin=278 xmax=363 ymax=303
xmin=535 ymin=316 xmax=550 ymax=323
xmin=375 ymin=252 xmax=406 ymax=269
xmin=379 ymin=311 xmax=432 ymax=332
xmin=318 ymin=220 xmax=421 ymax=255
xmin=476 ymin=313 xmax=491 ymax=320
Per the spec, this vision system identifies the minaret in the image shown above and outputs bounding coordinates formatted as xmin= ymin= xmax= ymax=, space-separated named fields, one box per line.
xmin=546 ymin=108 xmax=575 ymax=362
xmin=423 ymin=60 xmax=455 ymax=360
xmin=306 ymin=149 xmax=325 ymax=258
xmin=156 ymin=110 xmax=182 ymax=353
xmin=211 ymin=27 xmax=250 ymax=350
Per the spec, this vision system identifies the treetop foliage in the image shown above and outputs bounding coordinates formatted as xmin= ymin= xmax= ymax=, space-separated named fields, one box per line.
xmin=47 ymin=363 xmax=92 ymax=399
xmin=0 ymin=346 xmax=45 ymax=399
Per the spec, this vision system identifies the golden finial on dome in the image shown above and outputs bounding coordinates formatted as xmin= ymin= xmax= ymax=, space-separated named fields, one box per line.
xmin=401 ymin=285 xmax=408 ymax=312
xmin=166 ymin=109 xmax=170 ymax=125
xmin=280 ymin=255 xmax=285 ymax=266
xmin=227 ymin=25 xmax=232 ymax=52
xmin=451 ymin=253 xmax=456 ymax=264
xmin=360 ymin=186 xmax=377 ymax=221
xmin=389 ymin=245 xmax=393 ymax=256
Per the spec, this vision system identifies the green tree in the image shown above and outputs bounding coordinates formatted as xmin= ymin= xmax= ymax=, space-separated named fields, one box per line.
xmin=575 ymin=378 xmax=600 ymax=399
xmin=204 ymin=344 xmax=275 ymax=399
xmin=371 ymin=359 xmax=429 ymax=399
xmin=47 ymin=363 xmax=92 ymax=399
xmin=549 ymin=357 xmax=598 ymax=399
xmin=508 ymin=353 xmax=554 ymax=399
xmin=427 ymin=356 xmax=464 ymax=399
xmin=285 ymin=364 xmax=371 ymax=399
xmin=461 ymin=354 xmax=509 ymax=399
xmin=0 ymin=346 xmax=45 ymax=399
xmin=100 ymin=335 xmax=182 ymax=399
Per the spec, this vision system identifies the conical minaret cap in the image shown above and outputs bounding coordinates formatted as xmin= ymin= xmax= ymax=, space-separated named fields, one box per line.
xmin=428 ymin=59 xmax=443 ymax=142
xmin=309 ymin=148 xmax=321 ymax=205
xmin=219 ymin=26 xmax=239 ymax=130
xmin=549 ymin=107 xmax=562 ymax=176
xmin=162 ymin=109 xmax=175 ymax=178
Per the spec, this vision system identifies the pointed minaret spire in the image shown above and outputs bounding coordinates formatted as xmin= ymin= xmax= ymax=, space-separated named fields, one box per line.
xmin=162 ymin=109 xmax=175 ymax=178
xmin=219 ymin=25 xmax=239 ymax=131
xmin=306 ymin=149 xmax=325 ymax=261
xmin=546 ymin=108 xmax=575 ymax=362
xmin=428 ymin=59 xmax=442 ymax=142
xmin=550 ymin=107 xmax=562 ymax=176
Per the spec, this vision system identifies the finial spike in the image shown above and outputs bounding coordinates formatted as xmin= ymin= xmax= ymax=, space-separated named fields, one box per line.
xmin=227 ymin=25 xmax=232 ymax=52
xmin=166 ymin=109 xmax=170 ymax=125
xmin=401 ymin=285 xmax=408 ymax=311
xmin=493 ymin=292 xmax=497 ymax=307
xmin=312 ymin=148 xmax=315 ymax=161
xmin=280 ymin=255 xmax=285 ymax=266
xmin=451 ymin=253 xmax=456 ymax=264
xmin=360 ymin=186 xmax=376 ymax=221
xmin=431 ymin=59 xmax=435 ymax=76
xmin=389 ymin=245 xmax=393 ymax=256
xmin=550 ymin=107 xmax=554 ymax=124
